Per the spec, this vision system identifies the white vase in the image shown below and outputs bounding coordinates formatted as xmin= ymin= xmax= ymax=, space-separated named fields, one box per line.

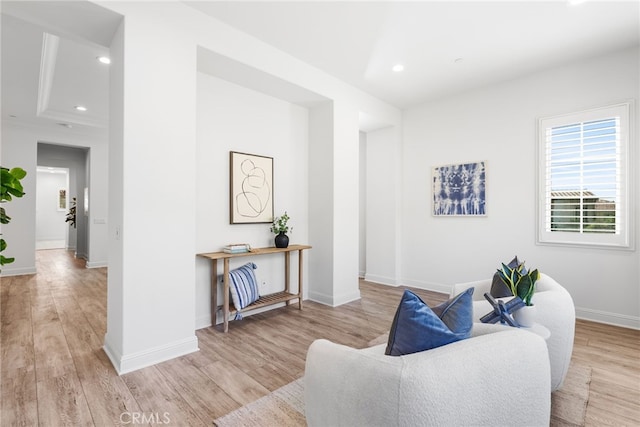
xmin=514 ymin=305 xmax=537 ymax=327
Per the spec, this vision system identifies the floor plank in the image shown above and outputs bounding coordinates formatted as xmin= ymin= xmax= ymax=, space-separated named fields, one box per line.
xmin=35 ymin=373 xmax=95 ymax=426
xmin=121 ymin=366 xmax=209 ymax=426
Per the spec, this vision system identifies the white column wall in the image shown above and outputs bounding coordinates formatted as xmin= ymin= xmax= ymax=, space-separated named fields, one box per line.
xmin=308 ymin=102 xmax=335 ymax=304
xmin=331 ymin=102 xmax=361 ymax=305
xmin=104 ymin=5 xmax=198 ymax=373
xmin=365 ymin=126 xmax=402 ymax=286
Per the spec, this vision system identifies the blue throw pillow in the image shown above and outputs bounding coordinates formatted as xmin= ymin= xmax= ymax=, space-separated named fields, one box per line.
xmin=385 ymin=288 xmax=474 ymax=356
xmin=227 ymin=262 xmax=260 ymax=311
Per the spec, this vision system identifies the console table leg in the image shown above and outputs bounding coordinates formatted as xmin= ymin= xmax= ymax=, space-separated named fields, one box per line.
xmin=298 ymin=249 xmax=304 ymax=310
xmin=223 ymin=258 xmax=230 ymax=333
xmin=211 ymin=259 xmax=218 ymax=328
xmin=284 ymin=252 xmax=290 ymax=306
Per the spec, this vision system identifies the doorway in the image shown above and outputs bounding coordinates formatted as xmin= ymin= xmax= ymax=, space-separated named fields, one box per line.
xmin=37 ymin=143 xmax=89 ymax=260
xmin=35 ymin=166 xmax=69 ymax=250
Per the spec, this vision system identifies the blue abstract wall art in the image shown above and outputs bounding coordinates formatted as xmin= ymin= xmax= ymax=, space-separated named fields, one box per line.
xmin=433 ymin=161 xmax=486 ymax=216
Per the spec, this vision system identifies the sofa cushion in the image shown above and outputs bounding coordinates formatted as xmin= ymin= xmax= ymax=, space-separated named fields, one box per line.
xmin=385 ymin=288 xmax=474 ymax=356
xmin=227 ymin=262 xmax=260 ymax=310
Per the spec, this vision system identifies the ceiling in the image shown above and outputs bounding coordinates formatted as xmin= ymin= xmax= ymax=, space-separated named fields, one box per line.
xmin=1 ymin=1 xmax=638 ymax=135
xmin=1 ymin=1 xmax=121 ymax=134
xmin=185 ymin=1 xmax=640 ymax=108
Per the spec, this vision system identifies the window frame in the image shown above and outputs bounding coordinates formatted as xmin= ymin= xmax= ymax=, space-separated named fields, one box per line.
xmin=537 ymin=101 xmax=633 ymax=250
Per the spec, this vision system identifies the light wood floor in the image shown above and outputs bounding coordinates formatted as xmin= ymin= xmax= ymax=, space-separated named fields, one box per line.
xmin=1 ymin=249 xmax=638 ymax=426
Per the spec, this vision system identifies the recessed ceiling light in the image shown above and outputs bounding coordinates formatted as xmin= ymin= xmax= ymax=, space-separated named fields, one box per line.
xmin=97 ymin=56 xmax=111 ymax=65
xmin=74 ymin=105 xmax=87 ymax=112
xmin=392 ymin=64 xmax=404 ymax=72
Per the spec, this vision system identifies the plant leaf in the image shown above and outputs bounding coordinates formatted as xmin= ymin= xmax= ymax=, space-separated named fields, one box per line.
xmin=0 ymin=255 xmax=15 ymax=265
xmin=9 ymin=167 xmax=27 ymax=180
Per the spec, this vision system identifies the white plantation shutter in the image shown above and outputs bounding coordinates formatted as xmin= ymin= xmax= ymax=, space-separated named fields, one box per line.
xmin=538 ymin=102 xmax=631 ymax=248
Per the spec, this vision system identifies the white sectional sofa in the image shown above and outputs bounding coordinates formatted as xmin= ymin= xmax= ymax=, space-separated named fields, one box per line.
xmin=305 ymin=323 xmax=551 ymax=427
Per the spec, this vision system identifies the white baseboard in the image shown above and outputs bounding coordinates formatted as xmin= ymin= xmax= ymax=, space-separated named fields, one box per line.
xmin=307 ymin=290 xmax=334 ymax=306
xmin=308 ymin=290 xmax=361 ymax=307
xmin=576 ymin=307 xmax=640 ymax=330
xmin=334 ymin=290 xmax=361 ymax=306
xmin=363 ymin=273 xmax=398 ymax=287
xmin=103 ymin=335 xmax=199 ymax=375
xmin=196 ymin=315 xmax=213 ymax=330
xmin=400 ymin=278 xmax=452 ymax=295
xmin=0 ymin=266 xmax=37 ymax=277
xmin=86 ymin=260 xmax=108 ymax=268
xmin=36 ymin=240 xmax=65 ymax=250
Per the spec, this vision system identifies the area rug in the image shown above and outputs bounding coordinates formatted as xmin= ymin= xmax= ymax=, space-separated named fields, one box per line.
xmin=214 ymin=360 xmax=591 ymax=427
xmin=550 ymin=361 xmax=592 ymax=426
xmin=213 ymin=378 xmax=306 ymax=427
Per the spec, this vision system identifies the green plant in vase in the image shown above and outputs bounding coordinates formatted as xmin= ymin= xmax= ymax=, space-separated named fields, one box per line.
xmin=496 ymin=259 xmax=540 ymax=306
xmin=270 ymin=212 xmax=292 ymax=248
xmin=495 ymin=257 xmax=541 ymax=327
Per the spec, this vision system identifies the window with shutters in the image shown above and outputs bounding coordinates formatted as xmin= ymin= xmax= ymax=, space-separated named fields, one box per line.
xmin=537 ymin=102 xmax=632 ymax=249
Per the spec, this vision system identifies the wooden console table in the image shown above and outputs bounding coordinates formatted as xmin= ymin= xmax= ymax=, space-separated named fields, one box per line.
xmin=197 ymin=245 xmax=311 ymax=333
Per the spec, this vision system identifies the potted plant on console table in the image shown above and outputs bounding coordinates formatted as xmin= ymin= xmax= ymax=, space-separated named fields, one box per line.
xmin=270 ymin=211 xmax=292 ymax=248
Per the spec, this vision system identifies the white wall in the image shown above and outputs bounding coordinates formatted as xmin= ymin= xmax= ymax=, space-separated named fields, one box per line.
xmin=402 ymin=47 xmax=640 ymax=328
xmin=308 ymin=102 xmax=335 ymax=304
xmin=0 ymin=125 xmax=37 ymax=275
xmin=195 ymin=73 xmax=310 ymax=328
xmin=331 ymin=101 xmax=363 ymax=305
xmin=365 ymin=126 xmax=402 ymax=286
xmin=104 ymin=4 xmax=199 ymax=374
xmin=359 ymin=132 xmax=366 ymax=277
xmin=105 ymin=18 xmax=125 ymax=368
xmin=35 ymin=169 xmax=68 ymax=244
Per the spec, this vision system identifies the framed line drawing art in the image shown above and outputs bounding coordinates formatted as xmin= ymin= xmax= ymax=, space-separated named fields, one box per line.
xmin=230 ymin=151 xmax=274 ymax=224
xmin=433 ymin=161 xmax=486 ymax=216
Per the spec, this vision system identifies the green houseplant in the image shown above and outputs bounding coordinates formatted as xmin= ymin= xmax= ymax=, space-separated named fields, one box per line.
xmin=66 ymin=197 xmax=77 ymax=228
xmin=1 ymin=166 xmax=27 ymax=269
xmin=270 ymin=211 xmax=292 ymax=248
xmin=496 ymin=257 xmax=540 ymax=306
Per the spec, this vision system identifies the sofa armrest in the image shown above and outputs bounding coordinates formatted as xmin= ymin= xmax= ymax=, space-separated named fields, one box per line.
xmin=305 ymin=329 xmax=550 ymax=426
xmin=451 ymin=278 xmax=492 ymax=301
